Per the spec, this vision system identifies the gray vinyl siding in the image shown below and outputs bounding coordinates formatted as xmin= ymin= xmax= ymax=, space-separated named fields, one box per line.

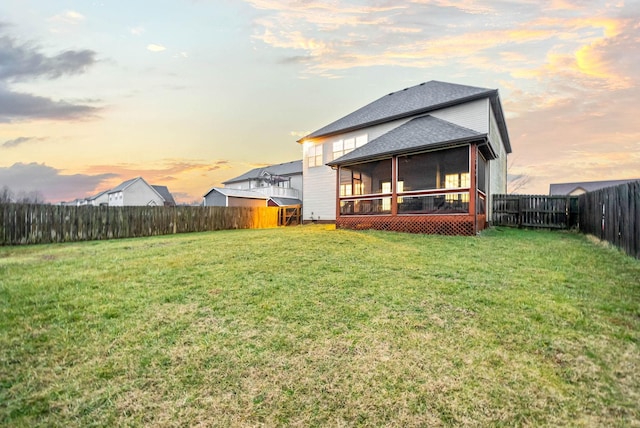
xmin=290 ymin=174 xmax=303 ymax=200
xmin=430 ymin=98 xmax=489 ymax=133
xmin=303 ymin=142 xmax=336 ymax=221
xmin=488 ymin=103 xmax=507 ymax=196
xmin=488 ymin=104 xmax=504 ymax=162
xmin=203 ymin=191 xmax=227 ymax=207
xmin=111 ymin=180 xmax=164 ymax=206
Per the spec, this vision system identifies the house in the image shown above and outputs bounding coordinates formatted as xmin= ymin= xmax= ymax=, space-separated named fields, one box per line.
xmin=549 ymin=179 xmax=640 ymax=196
xmin=203 ymin=160 xmax=303 ymax=207
xmin=84 ymin=189 xmax=110 ymax=206
xmin=202 ymin=188 xmax=270 ymax=207
xmin=151 ymin=185 xmax=177 ymax=206
xmin=107 ymin=177 xmax=175 ymax=206
xmin=298 ymin=80 xmax=512 ymax=235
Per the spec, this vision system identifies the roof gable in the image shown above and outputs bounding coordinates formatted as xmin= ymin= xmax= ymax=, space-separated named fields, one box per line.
xmin=327 ymin=115 xmax=483 ymax=166
xmin=152 ymin=185 xmax=176 ymax=205
xmin=303 ymin=81 xmax=495 ymax=140
xmin=204 ymin=187 xmax=270 ymax=200
xmin=108 ymin=177 xmax=142 ymax=193
xmin=222 ymin=160 xmax=302 ymax=185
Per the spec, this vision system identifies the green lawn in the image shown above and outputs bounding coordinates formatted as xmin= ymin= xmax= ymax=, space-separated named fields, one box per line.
xmin=1 ymin=225 xmax=639 ymax=427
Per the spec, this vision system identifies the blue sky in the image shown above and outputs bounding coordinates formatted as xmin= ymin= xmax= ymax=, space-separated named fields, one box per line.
xmin=1 ymin=0 xmax=638 ymax=202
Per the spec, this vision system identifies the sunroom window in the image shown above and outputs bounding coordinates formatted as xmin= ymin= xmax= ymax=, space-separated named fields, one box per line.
xmin=339 ymin=159 xmax=392 ymax=196
xmin=397 ymin=146 xmax=469 ymax=192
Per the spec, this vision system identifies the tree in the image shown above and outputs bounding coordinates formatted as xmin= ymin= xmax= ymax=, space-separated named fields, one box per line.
xmin=0 ymin=186 xmax=14 ymax=203
xmin=0 ymin=186 xmax=46 ymax=204
xmin=507 ymin=158 xmax=532 ymax=194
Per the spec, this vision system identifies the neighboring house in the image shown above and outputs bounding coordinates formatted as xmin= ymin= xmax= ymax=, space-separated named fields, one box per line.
xmin=151 ymin=185 xmax=177 ymax=206
xmin=203 ymin=160 xmax=303 ymax=207
xmin=84 ymin=189 xmax=110 ymax=206
xmin=549 ymin=179 xmax=640 ymax=196
xmin=297 ymin=80 xmax=512 ymax=235
xmin=202 ymin=188 xmax=270 ymax=207
xmin=107 ymin=177 xmax=175 ymax=207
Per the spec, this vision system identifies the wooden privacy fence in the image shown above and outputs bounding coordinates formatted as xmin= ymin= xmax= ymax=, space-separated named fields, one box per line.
xmin=493 ymin=181 xmax=640 ymax=259
xmin=0 ymin=204 xmax=285 ymax=245
xmin=578 ymin=181 xmax=640 ymax=259
xmin=492 ymin=194 xmax=578 ymax=229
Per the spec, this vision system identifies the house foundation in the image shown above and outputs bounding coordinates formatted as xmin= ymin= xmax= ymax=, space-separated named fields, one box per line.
xmin=336 ymin=214 xmax=486 ymax=235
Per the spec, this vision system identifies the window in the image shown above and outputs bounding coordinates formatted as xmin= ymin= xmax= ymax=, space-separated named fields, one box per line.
xmin=339 ymin=159 xmax=392 ymax=196
xmin=307 ymin=144 xmax=323 ymax=168
xmin=332 ymin=137 xmax=356 ymax=160
xmin=339 ymin=169 xmax=363 ymax=196
xmin=397 ymin=146 xmax=470 ymax=192
xmin=445 ymin=172 xmax=470 ymax=203
xmin=478 ymin=154 xmax=487 ymax=193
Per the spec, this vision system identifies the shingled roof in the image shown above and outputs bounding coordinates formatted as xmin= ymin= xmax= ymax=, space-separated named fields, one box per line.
xmin=222 ymin=160 xmax=302 ymax=185
xmin=152 ymin=185 xmax=176 ymax=206
xmin=301 ymin=80 xmax=510 ymax=152
xmin=327 ymin=115 xmax=484 ymax=166
xmin=203 ymin=187 xmax=270 ymax=199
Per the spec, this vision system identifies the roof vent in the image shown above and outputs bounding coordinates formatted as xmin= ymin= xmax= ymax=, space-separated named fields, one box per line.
xmin=419 ymin=82 xmax=425 ymax=86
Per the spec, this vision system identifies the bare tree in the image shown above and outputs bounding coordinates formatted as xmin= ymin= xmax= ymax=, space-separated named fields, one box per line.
xmin=507 ymin=158 xmax=532 ymax=194
xmin=0 ymin=187 xmax=46 ymax=204
xmin=0 ymin=186 xmax=14 ymax=203
xmin=15 ymin=190 xmax=46 ymax=204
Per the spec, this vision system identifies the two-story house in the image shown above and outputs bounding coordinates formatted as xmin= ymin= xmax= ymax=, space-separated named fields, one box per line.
xmin=203 ymin=160 xmax=303 ymax=207
xmin=298 ymin=80 xmax=512 ymax=235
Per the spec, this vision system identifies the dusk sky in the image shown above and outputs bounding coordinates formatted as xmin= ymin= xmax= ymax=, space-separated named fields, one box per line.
xmin=1 ymin=0 xmax=638 ymax=203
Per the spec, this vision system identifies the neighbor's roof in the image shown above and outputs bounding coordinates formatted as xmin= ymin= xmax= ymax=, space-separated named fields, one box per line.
xmin=327 ymin=115 xmax=484 ymax=166
xmin=269 ymin=197 xmax=302 ymax=206
xmin=549 ymin=179 xmax=640 ymax=195
xmin=301 ymin=80 xmax=511 ymax=153
xmin=203 ymin=187 xmax=270 ymax=199
xmin=223 ymin=160 xmax=302 ymax=185
xmin=87 ymin=189 xmax=110 ymax=201
xmin=108 ymin=177 xmax=142 ymax=193
xmin=152 ymin=185 xmax=176 ymax=205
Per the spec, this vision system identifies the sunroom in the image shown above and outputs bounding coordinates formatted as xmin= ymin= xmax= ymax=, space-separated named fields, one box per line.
xmin=326 ymin=115 xmax=495 ymax=235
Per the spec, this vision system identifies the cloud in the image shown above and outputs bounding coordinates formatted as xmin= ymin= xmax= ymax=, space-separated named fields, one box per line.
xmin=147 ymin=44 xmax=167 ymax=52
xmin=0 ymin=163 xmax=117 ymax=203
xmin=0 ymin=86 xmax=100 ymax=122
xmin=0 ymin=33 xmax=97 ymax=81
xmin=245 ymin=0 xmax=635 ymax=85
xmin=1 ymin=136 xmax=42 ymax=148
xmin=289 ymin=130 xmax=311 ymax=138
xmin=48 ymin=10 xmax=86 ymax=25
xmin=0 ymin=26 xmax=101 ymax=122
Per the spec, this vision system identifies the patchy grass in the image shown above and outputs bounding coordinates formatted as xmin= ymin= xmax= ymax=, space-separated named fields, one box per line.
xmin=0 ymin=225 xmax=638 ymax=427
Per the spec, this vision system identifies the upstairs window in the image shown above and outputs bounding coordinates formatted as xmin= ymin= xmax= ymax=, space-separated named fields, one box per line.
xmin=333 ymin=135 xmax=368 ymax=161
xmin=307 ymin=144 xmax=323 ymax=168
